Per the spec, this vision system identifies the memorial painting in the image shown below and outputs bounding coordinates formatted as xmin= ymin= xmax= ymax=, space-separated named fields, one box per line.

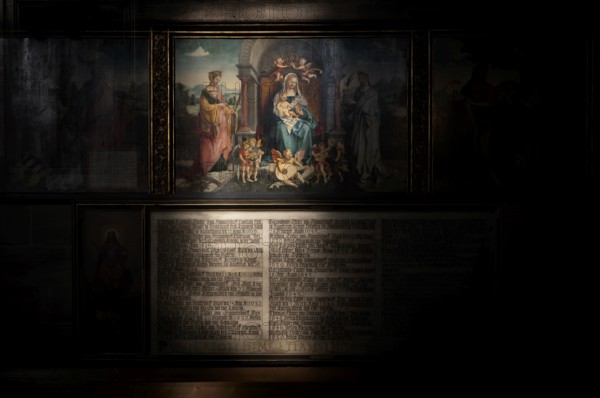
xmin=431 ymin=35 xmax=541 ymax=195
xmin=174 ymin=37 xmax=408 ymax=198
xmin=0 ymin=37 xmax=149 ymax=193
xmin=79 ymin=207 xmax=144 ymax=354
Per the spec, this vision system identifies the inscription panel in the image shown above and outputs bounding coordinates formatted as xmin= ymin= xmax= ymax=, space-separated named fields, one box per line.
xmin=150 ymin=210 xmax=496 ymax=356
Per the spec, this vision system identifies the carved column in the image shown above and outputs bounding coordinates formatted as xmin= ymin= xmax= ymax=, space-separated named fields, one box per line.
xmin=238 ymin=75 xmax=251 ymax=132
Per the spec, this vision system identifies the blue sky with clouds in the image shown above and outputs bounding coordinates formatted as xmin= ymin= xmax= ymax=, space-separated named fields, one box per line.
xmin=175 ymin=39 xmax=244 ymax=92
xmin=175 ymin=37 xmax=408 ymax=94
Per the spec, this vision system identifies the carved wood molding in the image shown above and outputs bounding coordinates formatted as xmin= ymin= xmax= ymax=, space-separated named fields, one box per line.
xmin=151 ymin=31 xmax=170 ymax=196
xmin=411 ymin=31 xmax=430 ymax=194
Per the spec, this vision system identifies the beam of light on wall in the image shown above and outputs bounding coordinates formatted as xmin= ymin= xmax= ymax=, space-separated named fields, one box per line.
xmin=151 ymin=209 xmax=497 ymax=357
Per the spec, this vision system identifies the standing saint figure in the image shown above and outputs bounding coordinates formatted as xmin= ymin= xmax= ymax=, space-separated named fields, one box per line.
xmin=94 ymin=230 xmax=132 ymax=300
xmin=194 ymin=70 xmax=236 ymax=177
xmin=347 ymin=71 xmax=386 ymax=184
xmin=91 ymin=229 xmax=135 ymax=352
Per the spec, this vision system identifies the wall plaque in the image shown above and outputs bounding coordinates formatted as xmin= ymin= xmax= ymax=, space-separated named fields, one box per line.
xmin=150 ymin=208 xmax=498 ymax=358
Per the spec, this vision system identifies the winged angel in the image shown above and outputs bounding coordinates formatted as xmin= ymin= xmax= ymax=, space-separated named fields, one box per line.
xmin=269 ymin=148 xmax=306 ymax=188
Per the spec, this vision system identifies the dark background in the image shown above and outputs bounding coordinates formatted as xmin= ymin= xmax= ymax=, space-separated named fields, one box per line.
xmin=1 ymin=1 xmax=596 ymax=396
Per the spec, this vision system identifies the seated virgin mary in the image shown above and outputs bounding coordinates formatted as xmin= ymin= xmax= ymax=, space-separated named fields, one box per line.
xmin=271 ymin=73 xmax=318 ymax=164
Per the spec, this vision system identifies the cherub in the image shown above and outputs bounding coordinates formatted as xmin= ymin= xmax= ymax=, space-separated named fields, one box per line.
xmin=329 ymin=138 xmax=349 ymax=182
xmin=238 ymin=139 xmax=254 ymax=183
xmin=271 ymin=56 xmax=290 ymax=83
xmin=271 ymin=148 xmax=306 ymax=188
xmin=247 ymin=138 xmax=264 ymax=182
xmin=311 ymin=141 xmax=333 ymax=183
xmin=292 ymin=57 xmax=323 ymax=83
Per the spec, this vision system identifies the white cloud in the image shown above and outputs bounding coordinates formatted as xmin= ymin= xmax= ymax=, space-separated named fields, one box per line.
xmin=186 ymin=46 xmax=210 ymax=57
